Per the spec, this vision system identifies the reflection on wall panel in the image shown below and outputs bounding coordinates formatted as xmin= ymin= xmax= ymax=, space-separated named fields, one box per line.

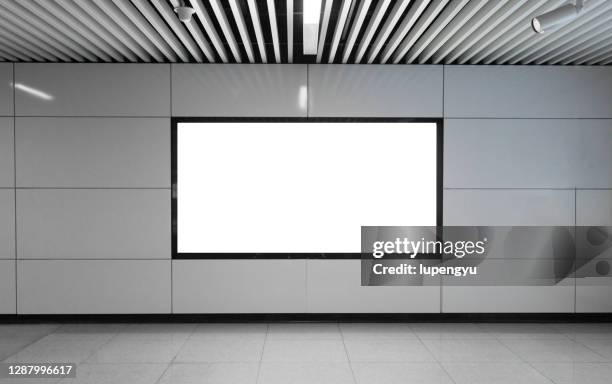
xmin=14 ymin=64 xmax=170 ymax=116
xmin=17 ymin=260 xmax=170 ymax=314
xmin=308 ymin=65 xmax=443 ymax=117
xmin=17 ymin=189 xmax=170 ymax=260
xmin=172 ymin=64 xmax=307 ymax=117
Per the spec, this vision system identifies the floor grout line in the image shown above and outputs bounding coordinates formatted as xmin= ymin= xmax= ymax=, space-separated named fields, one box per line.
xmin=415 ymin=331 xmax=459 ymax=384
xmin=340 ymin=323 xmax=359 ymax=384
xmin=152 ymin=324 xmax=196 ymax=384
xmin=255 ymin=323 xmax=269 ymax=384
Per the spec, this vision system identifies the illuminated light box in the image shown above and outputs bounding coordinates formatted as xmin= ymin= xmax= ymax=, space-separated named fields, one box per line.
xmin=176 ymin=121 xmax=438 ymax=255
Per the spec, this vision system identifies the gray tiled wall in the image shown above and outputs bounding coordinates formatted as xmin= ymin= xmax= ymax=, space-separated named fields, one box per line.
xmin=11 ymin=63 xmax=172 ymax=314
xmin=443 ymin=65 xmax=612 ymax=313
xmin=0 ymin=63 xmax=610 ymax=314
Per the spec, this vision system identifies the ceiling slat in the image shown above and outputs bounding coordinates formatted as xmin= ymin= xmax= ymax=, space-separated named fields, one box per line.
xmin=210 ymin=0 xmax=242 ymax=63
xmin=94 ymin=0 xmax=164 ymax=62
xmin=354 ymin=0 xmax=391 ymax=63
xmin=600 ymin=52 xmax=612 ymax=65
xmin=0 ymin=5 xmax=83 ymax=61
xmin=549 ymin=28 xmax=612 ymax=64
xmin=316 ymin=0 xmax=334 ymax=63
xmin=246 ymin=0 xmax=267 ymax=63
xmin=443 ymin=0 xmax=529 ymax=64
xmin=58 ymin=0 xmax=147 ymax=62
xmin=391 ymin=0 xmax=450 ymax=64
xmin=498 ymin=0 xmax=611 ymax=64
xmin=431 ymin=0 xmax=507 ymax=64
xmin=0 ymin=12 xmax=72 ymax=61
xmin=584 ymin=44 xmax=612 ymax=65
xmin=522 ymin=6 xmax=612 ymax=64
xmin=458 ymin=0 xmax=548 ymax=64
xmin=267 ymin=0 xmax=281 ymax=63
xmin=130 ymin=0 xmax=191 ymax=62
xmin=418 ymin=0 xmax=488 ymax=64
xmin=152 ymin=0 xmax=205 ymax=62
xmin=342 ymin=0 xmax=373 ymax=63
xmin=534 ymin=21 xmax=612 ymax=64
xmin=0 ymin=47 xmax=18 ymax=61
xmin=13 ymin=0 xmax=109 ymax=61
xmin=328 ymin=0 xmax=353 ymax=63
xmin=191 ymin=0 xmax=229 ymax=63
xmin=377 ymin=0 xmax=428 ymax=64
xmin=405 ymin=0 xmax=471 ymax=64
xmin=33 ymin=0 xmax=127 ymax=61
xmin=0 ymin=27 xmax=48 ymax=61
xmin=167 ymin=0 xmax=214 ymax=62
xmin=104 ymin=0 xmax=176 ymax=61
xmin=229 ymin=0 xmax=254 ymax=63
xmin=571 ymin=38 xmax=612 ymax=64
xmin=0 ymin=41 xmax=32 ymax=61
xmin=0 ymin=0 xmax=609 ymax=65
xmin=470 ymin=0 xmax=565 ymax=64
xmin=287 ymin=0 xmax=293 ymax=63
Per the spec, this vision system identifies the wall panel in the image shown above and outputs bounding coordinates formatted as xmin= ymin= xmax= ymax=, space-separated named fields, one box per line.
xmin=172 ymin=64 xmax=307 ymax=117
xmin=444 ymin=189 xmax=575 ymax=226
xmin=444 ymin=66 xmax=612 ymax=118
xmin=577 ymin=190 xmax=612 ymax=226
xmin=173 ymin=260 xmax=307 ymax=313
xmin=16 ymin=117 xmax=170 ymax=188
xmin=0 ymin=260 xmax=15 ymax=314
xmin=14 ymin=64 xmax=170 ymax=116
xmin=0 ymin=189 xmax=14 ymax=260
xmin=17 ymin=189 xmax=170 ymax=260
xmin=17 ymin=260 xmax=170 ymax=314
xmin=443 ymin=188 xmax=575 ymax=313
xmin=576 ymin=189 xmax=612 ymax=312
xmin=0 ymin=63 xmax=12 ymax=116
xmin=0 ymin=118 xmax=13 ymax=187
xmin=308 ymin=65 xmax=443 ymax=117
xmin=443 ymin=286 xmax=575 ymax=313
xmin=444 ymin=118 xmax=612 ymax=189
xmin=307 ymin=260 xmax=440 ymax=313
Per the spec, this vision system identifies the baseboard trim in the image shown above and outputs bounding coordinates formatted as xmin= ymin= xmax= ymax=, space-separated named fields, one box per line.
xmin=1 ymin=313 xmax=612 ymax=323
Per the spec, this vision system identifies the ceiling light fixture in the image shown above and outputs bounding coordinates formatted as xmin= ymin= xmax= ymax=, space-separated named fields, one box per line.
xmin=532 ymin=0 xmax=584 ymax=34
xmin=303 ymin=0 xmax=323 ymax=55
xmin=174 ymin=0 xmax=195 ymax=23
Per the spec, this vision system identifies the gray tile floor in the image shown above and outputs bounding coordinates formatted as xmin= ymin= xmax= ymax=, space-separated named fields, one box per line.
xmin=1 ymin=322 xmax=612 ymax=383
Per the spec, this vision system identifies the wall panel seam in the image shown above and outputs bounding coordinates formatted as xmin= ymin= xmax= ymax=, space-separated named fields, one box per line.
xmin=443 ymin=117 xmax=612 ymax=120
xmin=14 ymin=116 xmax=172 ymax=118
xmin=13 ymin=62 xmax=17 ymax=314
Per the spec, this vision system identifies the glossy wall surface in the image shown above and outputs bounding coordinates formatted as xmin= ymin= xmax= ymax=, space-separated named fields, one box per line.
xmin=0 ymin=63 xmax=610 ymax=314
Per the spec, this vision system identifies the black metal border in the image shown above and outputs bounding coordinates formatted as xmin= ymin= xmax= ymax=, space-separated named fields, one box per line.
xmin=171 ymin=117 xmax=444 ymax=259
xmin=3 ymin=313 xmax=612 ymax=324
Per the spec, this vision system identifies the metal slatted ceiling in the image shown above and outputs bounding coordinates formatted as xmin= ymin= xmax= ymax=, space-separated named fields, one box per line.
xmin=0 ymin=0 xmax=611 ymax=65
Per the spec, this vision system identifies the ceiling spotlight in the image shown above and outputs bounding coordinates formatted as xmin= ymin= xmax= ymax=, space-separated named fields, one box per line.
xmin=174 ymin=0 xmax=195 ymax=23
xmin=532 ymin=0 xmax=584 ymax=34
